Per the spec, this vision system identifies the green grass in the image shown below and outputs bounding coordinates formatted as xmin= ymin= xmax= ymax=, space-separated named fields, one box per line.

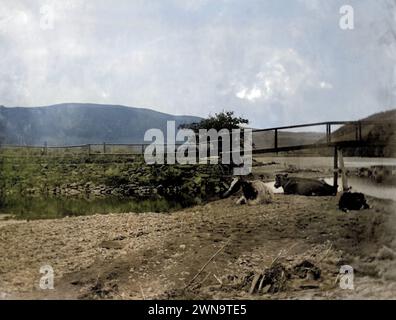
xmin=0 ymin=195 xmax=181 ymax=220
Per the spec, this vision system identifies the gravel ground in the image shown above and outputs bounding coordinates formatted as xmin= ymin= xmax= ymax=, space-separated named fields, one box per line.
xmin=1 ymin=193 xmax=395 ymax=300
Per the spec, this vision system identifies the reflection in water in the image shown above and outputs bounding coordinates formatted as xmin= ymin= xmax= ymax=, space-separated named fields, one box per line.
xmin=0 ymin=196 xmax=181 ymax=220
xmin=344 ymin=158 xmax=396 ymax=167
xmin=325 ymin=177 xmax=396 ymax=201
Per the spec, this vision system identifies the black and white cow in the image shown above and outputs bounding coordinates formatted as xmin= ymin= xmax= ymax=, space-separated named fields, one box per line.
xmin=223 ymin=177 xmax=273 ymax=205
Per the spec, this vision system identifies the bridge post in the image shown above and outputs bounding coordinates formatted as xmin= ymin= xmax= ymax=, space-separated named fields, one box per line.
xmin=338 ymin=148 xmax=348 ymax=191
xmin=326 ymin=125 xmax=329 ymax=143
xmin=328 ymin=124 xmax=331 ymax=143
xmin=333 ymin=146 xmax=338 ymax=191
xmin=358 ymin=121 xmax=362 ymax=141
xmin=326 ymin=124 xmax=332 ymax=144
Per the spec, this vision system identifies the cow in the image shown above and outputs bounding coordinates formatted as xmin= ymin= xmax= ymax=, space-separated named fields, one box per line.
xmin=274 ymin=174 xmax=337 ymax=196
xmin=338 ymin=192 xmax=369 ymax=212
xmin=223 ymin=177 xmax=274 ymax=205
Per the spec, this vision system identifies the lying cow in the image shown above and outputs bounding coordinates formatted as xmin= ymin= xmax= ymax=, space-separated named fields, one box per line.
xmin=223 ymin=177 xmax=273 ymax=205
xmin=338 ymin=192 xmax=369 ymax=212
xmin=274 ymin=174 xmax=337 ymax=196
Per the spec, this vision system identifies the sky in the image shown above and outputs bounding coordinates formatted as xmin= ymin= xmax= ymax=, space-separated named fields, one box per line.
xmin=0 ymin=0 xmax=395 ymax=128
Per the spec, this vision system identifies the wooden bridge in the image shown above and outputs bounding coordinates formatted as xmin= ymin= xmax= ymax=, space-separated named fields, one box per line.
xmin=251 ymin=120 xmax=379 ymax=154
xmin=250 ymin=120 xmax=391 ymax=190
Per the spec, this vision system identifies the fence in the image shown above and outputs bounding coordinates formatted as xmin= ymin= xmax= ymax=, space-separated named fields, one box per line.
xmin=0 ymin=143 xmax=150 ymax=157
xmin=0 ymin=120 xmax=393 ymax=157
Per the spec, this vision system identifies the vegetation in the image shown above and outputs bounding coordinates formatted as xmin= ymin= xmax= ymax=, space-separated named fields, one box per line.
xmin=0 ymin=151 xmax=230 ymax=219
xmin=179 ymin=110 xmax=249 ymax=132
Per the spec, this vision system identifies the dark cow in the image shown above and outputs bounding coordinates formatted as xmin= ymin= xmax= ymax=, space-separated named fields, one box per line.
xmin=338 ymin=192 xmax=369 ymax=212
xmin=274 ymin=174 xmax=337 ymax=196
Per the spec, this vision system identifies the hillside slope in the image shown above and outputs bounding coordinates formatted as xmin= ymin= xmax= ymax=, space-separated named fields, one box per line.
xmin=331 ymin=109 xmax=396 ymax=156
xmin=0 ymin=103 xmax=201 ymax=145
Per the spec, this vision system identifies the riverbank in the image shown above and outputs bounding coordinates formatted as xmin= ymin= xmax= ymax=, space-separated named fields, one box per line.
xmin=0 ymin=155 xmax=231 ymax=218
xmin=1 ymin=194 xmax=395 ymax=300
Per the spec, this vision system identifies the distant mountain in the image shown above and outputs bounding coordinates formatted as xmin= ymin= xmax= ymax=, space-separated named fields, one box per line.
xmin=0 ymin=103 xmax=201 ymax=145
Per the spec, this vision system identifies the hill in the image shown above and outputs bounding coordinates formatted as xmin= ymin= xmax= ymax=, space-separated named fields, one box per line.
xmin=0 ymin=103 xmax=201 ymax=145
xmin=331 ymin=109 xmax=396 ymax=157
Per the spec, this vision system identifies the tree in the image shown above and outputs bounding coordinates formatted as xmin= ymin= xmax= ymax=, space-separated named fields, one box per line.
xmin=179 ymin=110 xmax=249 ymax=132
xmin=179 ymin=111 xmax=249 ymax=173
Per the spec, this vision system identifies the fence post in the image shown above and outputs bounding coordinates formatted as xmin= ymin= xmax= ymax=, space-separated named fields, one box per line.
xmin=87 ymin=144 xmax=91 ymax=156
xmin=103 ymin=142 xmax=106 ymax=155
xmin=44 ymin=141 xmax=48 ymax=155
xmin=274 ymin=129 xmax=278 ymax=153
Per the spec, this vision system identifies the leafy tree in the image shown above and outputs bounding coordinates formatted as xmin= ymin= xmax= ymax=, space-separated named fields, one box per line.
xmin=179 ymin=110 xmax=249 ymax=132
xmin=179 ymin=111 xmax=249 ymax=171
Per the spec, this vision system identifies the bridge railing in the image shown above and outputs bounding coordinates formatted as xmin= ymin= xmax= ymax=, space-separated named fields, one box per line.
xmin=250 ymin=120 xmax=387 ymax=154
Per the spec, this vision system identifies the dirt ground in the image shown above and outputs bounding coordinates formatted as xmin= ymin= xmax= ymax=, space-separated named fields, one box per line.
xmin=1 ymin=191 xmax=396 ymax=300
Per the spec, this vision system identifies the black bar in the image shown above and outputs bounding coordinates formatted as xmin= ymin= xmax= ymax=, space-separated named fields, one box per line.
xmin=253 ymin=121 xmax=353 ymax=133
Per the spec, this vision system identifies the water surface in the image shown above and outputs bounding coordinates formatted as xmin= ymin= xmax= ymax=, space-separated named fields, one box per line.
xmin=0 ymin=195 xmax=181 ymax=220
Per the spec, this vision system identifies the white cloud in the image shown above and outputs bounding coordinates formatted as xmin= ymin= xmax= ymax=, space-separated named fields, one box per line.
xmin=319 ymin=81 xmax=333 ymax=90
xmin=234 ymin=49 xmax=314 ymax=103
xmin=0 ymin=0 xmax=395 ymax=127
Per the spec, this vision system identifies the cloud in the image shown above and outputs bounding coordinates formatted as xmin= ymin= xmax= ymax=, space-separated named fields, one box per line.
xmin=0 ymin=0 xmax=395 ymax=127
xmin=234 ymin=49 xmax=315 ymax=103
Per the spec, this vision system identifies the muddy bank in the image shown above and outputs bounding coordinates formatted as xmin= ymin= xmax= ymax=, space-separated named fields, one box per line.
xmin=1 ymin=194 xmax=395 ymax=300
